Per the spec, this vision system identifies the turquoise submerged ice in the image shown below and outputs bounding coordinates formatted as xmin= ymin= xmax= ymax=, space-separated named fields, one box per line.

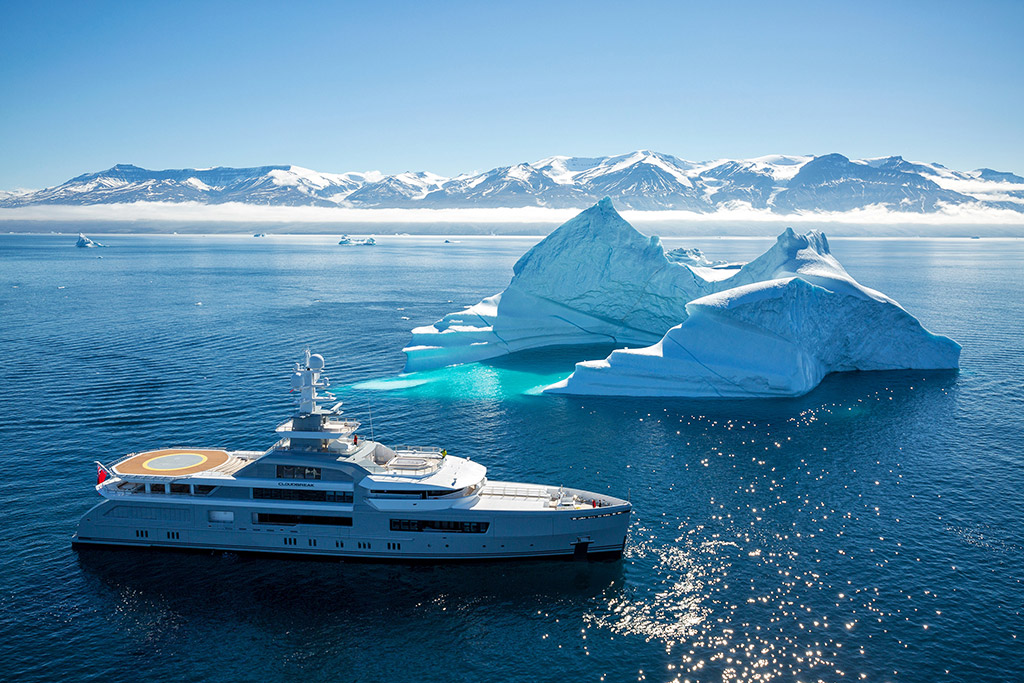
xmin=404 ymin=198 xmax=960 ymax=397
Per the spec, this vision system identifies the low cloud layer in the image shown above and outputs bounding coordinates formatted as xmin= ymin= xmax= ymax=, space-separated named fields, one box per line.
xmin=2 ymin=200 xmax=1023 ymax=227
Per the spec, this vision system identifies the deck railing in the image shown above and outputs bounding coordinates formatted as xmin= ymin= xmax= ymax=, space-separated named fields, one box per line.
xmin=231 ymin=450 xmax=265 ymax=460
xmin=391 ymin=445 xmax=444 ymax=455
xmin=481 ymin=484 xmax=553 ymax=499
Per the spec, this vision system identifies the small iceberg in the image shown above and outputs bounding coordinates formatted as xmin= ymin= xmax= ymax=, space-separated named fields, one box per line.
xmin=338 ymin=235 xmax=376 ymax=246
xmin=665 ymin=246 xmax=730 ymax=268
xmin=404 ymin=198 xmax=960 ymax=398
xmin=76 ymin=233 xmax=104 ymax=248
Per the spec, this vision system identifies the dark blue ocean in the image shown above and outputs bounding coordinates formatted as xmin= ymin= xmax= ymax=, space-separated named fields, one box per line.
xmin=1 ymin=232 xmax=1022 ymax=683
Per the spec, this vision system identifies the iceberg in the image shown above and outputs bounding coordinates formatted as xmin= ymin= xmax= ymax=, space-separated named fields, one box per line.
xmin=338 ymin=235 xmax=376 ymax=246
xmin=544 ymin=275 xmax=961 ymax=397
xmin=75 ymin=233 xmax=104 ymax=248
xmin=546 ymin=224 xmax=961 ymax=397
xmin=403 ymin=198 xmax=960 ymax=397
xmin=666 ymin=246 xmax=732 ymax=268
xmin=404 ymin=198 xmax=711 ymax=372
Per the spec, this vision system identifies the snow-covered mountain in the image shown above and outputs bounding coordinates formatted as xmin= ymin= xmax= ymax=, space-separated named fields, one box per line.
xmin=342 ymin=171 xmax=446 ymax=206
xmin=4 ymin=164 xmax=378 ymax=208
xmin=0 ymin=189 xmax=31 ymax=202
xmin=3 ymin=152 xmax=1022 ymax=214
xmin=420 ymin=163 xmax=592 ymax=208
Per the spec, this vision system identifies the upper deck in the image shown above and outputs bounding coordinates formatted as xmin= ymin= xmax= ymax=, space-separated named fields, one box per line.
xmin=111 ymin=448 xmax=256 ymax=479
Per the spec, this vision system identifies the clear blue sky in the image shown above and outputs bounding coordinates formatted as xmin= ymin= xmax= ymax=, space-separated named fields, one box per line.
xmin=1 ymin=0 xmax=1021 ymax=189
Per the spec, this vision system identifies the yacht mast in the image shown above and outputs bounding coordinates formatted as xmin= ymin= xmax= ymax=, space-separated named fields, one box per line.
xmin=288 ymin=351 xmax=339 ymax=451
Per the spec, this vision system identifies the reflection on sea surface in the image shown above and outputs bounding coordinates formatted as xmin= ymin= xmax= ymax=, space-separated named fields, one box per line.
xmin=75 ymin=547 xmax=627 ymax=610
xmin=75 ymin=548 xmax=628 ymax=679
xmin=348 ymin=344 xmax=622 ymax=400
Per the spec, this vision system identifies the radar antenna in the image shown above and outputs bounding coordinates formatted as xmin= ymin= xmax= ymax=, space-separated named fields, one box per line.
xmin=277 ymin=351 xmax=359 ymax=452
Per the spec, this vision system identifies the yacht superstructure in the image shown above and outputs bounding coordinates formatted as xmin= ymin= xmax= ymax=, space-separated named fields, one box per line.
xmin=73 ymin=352 xmax=631 ymax=560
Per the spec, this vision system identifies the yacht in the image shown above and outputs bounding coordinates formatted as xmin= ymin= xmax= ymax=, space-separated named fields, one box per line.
xmin=73 ymin=352 xmax=631 ymax=560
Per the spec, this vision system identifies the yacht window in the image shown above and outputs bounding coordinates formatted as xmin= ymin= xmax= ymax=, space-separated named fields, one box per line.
xmin=256 ymin=513 xmax=352 ymax=527
xmin=371 ymin=490 xmax=427 ymax=498
xmin=252 ymin=488 xmax=352 ymax=503
xmin=276 ymin=465 xmax=321 ymax=480
xmin=255 ymin=487 xmax=325 ymax=502
xmin=371 ymin=489 xmax=460 ymax=499
xmin=169 ymin=483 xmax=190 ymax=494
xmin=389 ymin=519 xmax=489 ymax=534
xmin=193 ymin=485 xmax=216 ymax=495
xmin=150 ymin=483 xmax=165 ymax=493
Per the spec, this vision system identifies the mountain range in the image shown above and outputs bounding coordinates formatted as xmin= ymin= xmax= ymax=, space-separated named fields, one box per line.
xmin=3 ymin=151 xmax=1022 ymax=214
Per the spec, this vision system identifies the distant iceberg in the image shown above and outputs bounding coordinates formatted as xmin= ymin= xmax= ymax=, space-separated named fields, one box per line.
xmin=338 ymin=235 xmax=376 ymax=246
xmin=404 ymin=198 xmax=960 ymax=397
xmin=665 ymin=246 xmax=733 ymax=269
xmin=75 ymin=233 xmax=104 ymax=248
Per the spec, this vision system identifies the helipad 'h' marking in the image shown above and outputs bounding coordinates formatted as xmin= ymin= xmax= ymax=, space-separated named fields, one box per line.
xmin=142 ymin=452 xmax=209 ymax=471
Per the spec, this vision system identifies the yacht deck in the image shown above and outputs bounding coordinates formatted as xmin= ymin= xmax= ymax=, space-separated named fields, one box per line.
xmin=476 ymin=483 xmax=629 ymax=512
xmin=111 ymin=448 xmax=252 ymax=478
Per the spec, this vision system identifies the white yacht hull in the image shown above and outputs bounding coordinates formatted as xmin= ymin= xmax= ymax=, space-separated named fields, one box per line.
xmin=73 ymin=488 xmax=631 ymax=561
xmin=73 ymin=353 xmax=633 ymax=563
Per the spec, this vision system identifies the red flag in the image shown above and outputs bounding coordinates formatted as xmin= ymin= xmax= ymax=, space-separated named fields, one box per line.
xmin=96 ymin=463 xmax=107 ymax=485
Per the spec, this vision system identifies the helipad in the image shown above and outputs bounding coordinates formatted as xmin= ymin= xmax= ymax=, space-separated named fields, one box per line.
xmin=112 ymin=448 xmax=230 ymax=476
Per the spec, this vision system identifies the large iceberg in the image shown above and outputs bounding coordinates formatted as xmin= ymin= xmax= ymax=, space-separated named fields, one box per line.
xmin=404 ymin=198 xmax=960 ymax=397
xmin=404 ymin=198 xmax=711 ymax=371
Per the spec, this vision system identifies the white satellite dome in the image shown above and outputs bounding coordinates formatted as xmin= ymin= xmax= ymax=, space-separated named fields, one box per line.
xmin=308 ymin=354 xmax=325 ymax=371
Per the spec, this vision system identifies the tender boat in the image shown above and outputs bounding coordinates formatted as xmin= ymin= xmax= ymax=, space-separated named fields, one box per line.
xmin=73 ymin=352 xmax=631 ymax=561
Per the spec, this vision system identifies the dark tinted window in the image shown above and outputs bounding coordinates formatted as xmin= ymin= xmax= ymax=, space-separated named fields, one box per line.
xmin=276 ymin=465 xmax=321 ymax=480
xmin=253 ymin=488 xmax=352 ymax=503
xmin=389 ymin=519 xmax=489 ymax=533
xmin=256 ymin=513 xmax=352 ymax=526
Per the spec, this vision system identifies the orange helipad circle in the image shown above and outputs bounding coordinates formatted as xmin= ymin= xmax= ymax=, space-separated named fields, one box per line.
xmin=142 ymin=452 xmax=209 ymax=471
xmin=113 ymin=448 xmax=229 ymax=476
